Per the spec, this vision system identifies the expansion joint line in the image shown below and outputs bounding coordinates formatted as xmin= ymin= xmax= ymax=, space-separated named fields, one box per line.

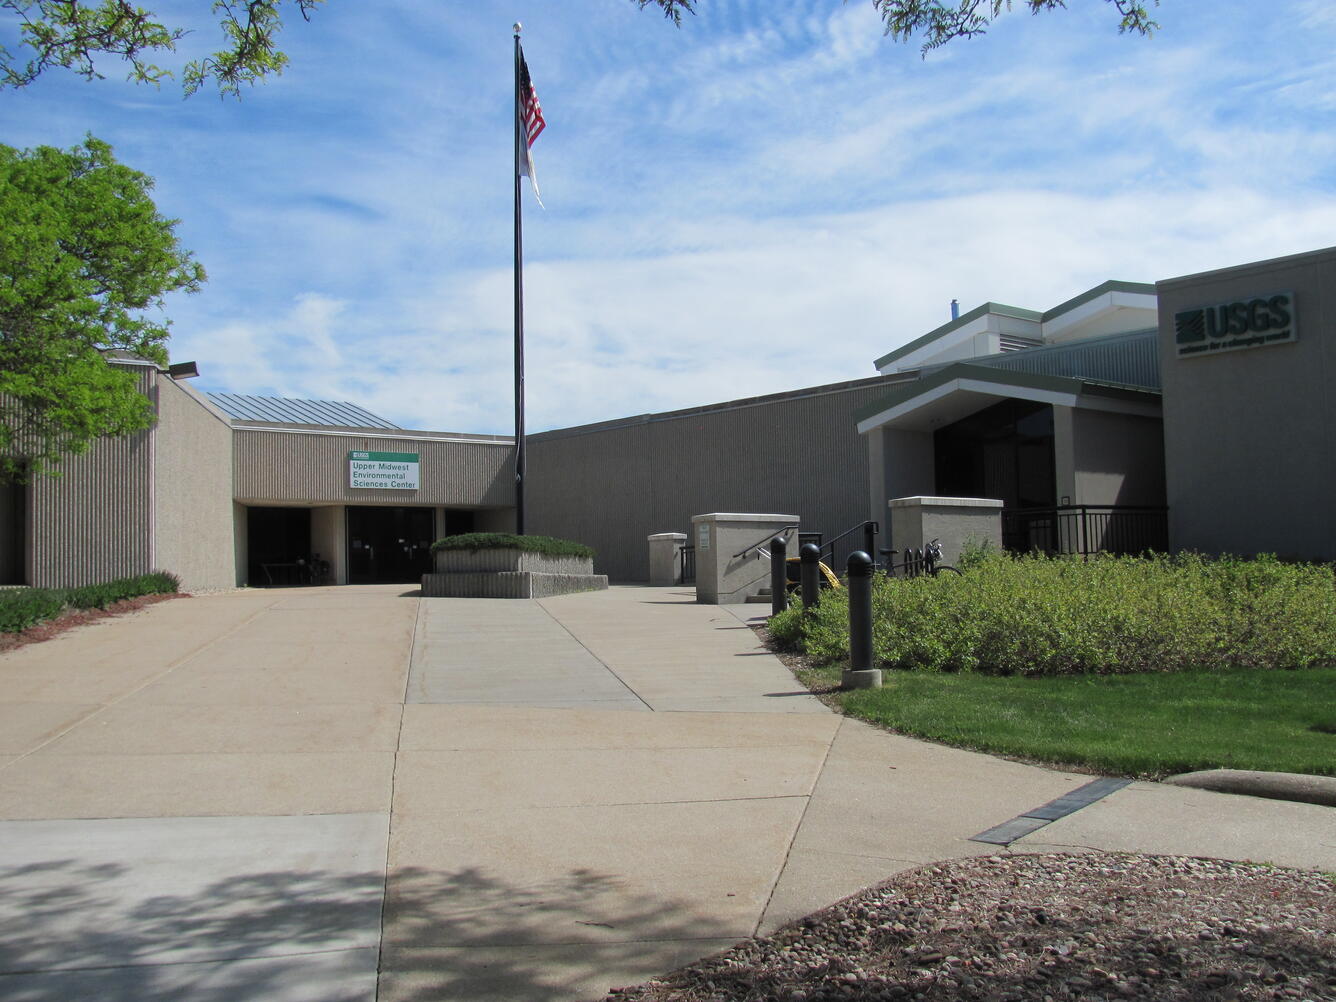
xmin=752 ymin=714 xmax=844 ymax=938
xmin=375 ymin=593 xmax=423 ymax=987
xmin=0 ymin=595 xmax=280 ymax=773
xmin=534 ymin=599 xmax=654 ymax=711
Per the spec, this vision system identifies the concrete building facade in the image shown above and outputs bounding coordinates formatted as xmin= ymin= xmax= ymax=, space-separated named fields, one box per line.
xmin=4 ymin=246 xmax=1334 ymax=590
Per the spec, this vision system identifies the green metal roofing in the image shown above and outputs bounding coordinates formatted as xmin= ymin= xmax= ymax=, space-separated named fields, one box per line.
xmin=872 ymin=302 xmax=1041 ymax=371
xmin=1039 ymin=280 xmax=1156 ymax=322
xmin=971 ymin=328 xmax=1160 ymax=390
xmin=853 ymin=361 xmax=1160 ymax=426
xmin=871 ymin=280 xmax=1157 ymax=372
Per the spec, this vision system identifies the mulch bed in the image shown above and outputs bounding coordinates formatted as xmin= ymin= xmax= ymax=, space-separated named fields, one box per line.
xmin=0 ymin=592 xmax=187 ymax=654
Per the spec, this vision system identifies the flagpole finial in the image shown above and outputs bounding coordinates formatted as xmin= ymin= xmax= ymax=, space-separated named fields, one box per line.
xmin=513 ymin=22 xmax=522 ymax=36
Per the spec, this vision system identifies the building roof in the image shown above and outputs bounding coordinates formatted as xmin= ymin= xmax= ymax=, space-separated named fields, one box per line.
xmin=205 ymin=393 xmax=401 ymax=429
xmin=961 ymin=328 xmax=1160 ymax=390
xmin=854 ymin=361 xmax=1161 ymax=435
xmin=872 ymin=280 xmax=1158 ymax=372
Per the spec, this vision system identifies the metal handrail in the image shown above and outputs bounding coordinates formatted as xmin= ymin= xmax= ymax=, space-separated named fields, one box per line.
xmin=822 ymin=519 xmax=878 ymax=551
xmin=819 ymin=520 xmax=879 ymax=570
xmin=731 ymin=524 xmax=799 ymax=560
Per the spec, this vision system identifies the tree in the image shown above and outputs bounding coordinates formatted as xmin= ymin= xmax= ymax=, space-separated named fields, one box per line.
xmin=872 ymin=0 xmax=1158 ymax=52
xmin=0 ymin=136 xmax=205 ymax=480
xmin=1 ymin=0 xmax=324 ymax=97
xmin=642 ymin=0 xmax=1158 ymax=50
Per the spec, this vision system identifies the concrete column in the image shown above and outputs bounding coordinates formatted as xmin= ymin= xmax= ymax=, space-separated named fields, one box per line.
xmin=310 ymin=505 xmax=348 ymax=585
xmin=1052 ymin=404 xmax=1077 ymax=506
xmin=888 ymin=496 xmax=1003 ymax=567
xmin=232 ymin=503 xmax=248 ymax=587
xmin=647 ymin=532 xmax=687 ymax=586
xmin=865 ymin=427 xmax=886 ymax=527
xmin=690 ymin=513 xmax=799 ymax=605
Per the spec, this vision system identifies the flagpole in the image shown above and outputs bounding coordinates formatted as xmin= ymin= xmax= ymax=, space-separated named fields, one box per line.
xmin=512 ymin=22 xmax=527 ymax=535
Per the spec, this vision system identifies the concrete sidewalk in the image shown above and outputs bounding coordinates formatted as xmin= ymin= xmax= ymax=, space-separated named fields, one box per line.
xmin=1 ymin=585 xmax=1332 ymax=1002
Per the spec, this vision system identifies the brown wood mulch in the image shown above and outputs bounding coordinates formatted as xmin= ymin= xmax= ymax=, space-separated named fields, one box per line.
xmin=0 ymin=592 xmax=188 ymax=654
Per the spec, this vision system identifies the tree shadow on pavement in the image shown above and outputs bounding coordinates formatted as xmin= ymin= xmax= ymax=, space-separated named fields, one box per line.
xmin=0 ymin=857 xmax=740 ymax=1002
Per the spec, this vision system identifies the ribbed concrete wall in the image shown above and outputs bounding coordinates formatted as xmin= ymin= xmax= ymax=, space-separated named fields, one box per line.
xmin=28 ymin=369 xmax=155 ymax=588
xmin=153 ymin=379 xmax=236 ymax=591
xmin=233 ymin=429 xmax=514 ymax=506
xmin=527 ymin=377 xmax=904 ymax=581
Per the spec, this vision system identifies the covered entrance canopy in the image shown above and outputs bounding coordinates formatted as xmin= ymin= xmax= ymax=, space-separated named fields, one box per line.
xmin=856 ymin=361 xmax=1166 ymax=552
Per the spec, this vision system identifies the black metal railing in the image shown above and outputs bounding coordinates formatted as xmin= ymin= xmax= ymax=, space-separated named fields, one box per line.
xmin=1002 ymin=505 xmax=1168 ymax=557
xmin=681 ymin=544 xmax=696 ymax=584
xmin=731 ymin=524 xmax=800 ymax=560
xmin=818 ymin=520 xmax=878 ymax=571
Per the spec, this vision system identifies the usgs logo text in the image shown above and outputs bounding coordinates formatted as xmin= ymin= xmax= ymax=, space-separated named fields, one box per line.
xmin=1175 ymin=292 xmax=1296 ymax=357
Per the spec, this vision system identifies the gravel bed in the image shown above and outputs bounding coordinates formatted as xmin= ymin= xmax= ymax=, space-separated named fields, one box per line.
xmin=601 ymin=852 xmax=1335 ymax=1002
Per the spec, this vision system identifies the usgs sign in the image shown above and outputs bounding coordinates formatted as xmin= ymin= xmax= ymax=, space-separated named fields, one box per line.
xmin=1174 ymin=292 xmax=1296 ymax=358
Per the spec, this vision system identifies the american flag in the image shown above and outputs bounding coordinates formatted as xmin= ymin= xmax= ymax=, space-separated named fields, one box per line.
xmin=518 ymin=48 xmax=545 ymax=204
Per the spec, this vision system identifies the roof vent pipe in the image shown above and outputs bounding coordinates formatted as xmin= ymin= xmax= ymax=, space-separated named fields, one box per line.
xmin=950 ymin=299 xmax=959 ymax=321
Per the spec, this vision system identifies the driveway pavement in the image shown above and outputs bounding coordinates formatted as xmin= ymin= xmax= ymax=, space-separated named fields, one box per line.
xmin=1 ymin=585 xmax=1332 ymax=1001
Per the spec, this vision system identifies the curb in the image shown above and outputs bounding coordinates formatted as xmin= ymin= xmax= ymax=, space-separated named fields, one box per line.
xmin=1162 ymin=769 xmax=1336 ymax=808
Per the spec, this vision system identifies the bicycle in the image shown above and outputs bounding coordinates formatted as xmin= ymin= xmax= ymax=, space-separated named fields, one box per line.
xmin=879 ymin=538 xmax=962 ymax=578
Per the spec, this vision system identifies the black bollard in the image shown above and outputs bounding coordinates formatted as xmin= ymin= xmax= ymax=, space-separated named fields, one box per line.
xmin=800 ymin=543 xmax=821 ymax=610
xmin=847 ymin=550 xmax=874 ymax=671
xmin=770 ymin=536 xmax=787 ymax=617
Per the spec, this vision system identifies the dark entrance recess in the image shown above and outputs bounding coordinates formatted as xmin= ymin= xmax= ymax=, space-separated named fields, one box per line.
xmin=0 ymin=478 xmax=25 ymax=585
xmin=247 ymin=506 xmax=312 ymax=586
xmin=348 ymin=506 xmax=435 ymax=584
xmin=934 ymin=400 xmax=1056 ymax=510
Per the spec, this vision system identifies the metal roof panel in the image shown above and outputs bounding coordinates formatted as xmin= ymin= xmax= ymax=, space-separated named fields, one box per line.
xmin=205 ymin=393 xmax=401 ymax=429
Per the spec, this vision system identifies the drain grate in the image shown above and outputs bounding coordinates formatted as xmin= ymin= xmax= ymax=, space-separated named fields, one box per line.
xmin=970 ymin=777 xmax=1132 ymax=846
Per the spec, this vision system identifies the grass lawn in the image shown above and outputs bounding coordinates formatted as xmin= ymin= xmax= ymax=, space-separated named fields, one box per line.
xmin=794 ymin=662 xmax=1336 ymax=778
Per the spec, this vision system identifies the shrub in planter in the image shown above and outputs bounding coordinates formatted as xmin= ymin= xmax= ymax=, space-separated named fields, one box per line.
xmin=430 ymin=533 xmax=594 ymax=559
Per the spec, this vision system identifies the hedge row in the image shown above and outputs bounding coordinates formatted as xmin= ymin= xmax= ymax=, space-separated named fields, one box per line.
xmin=0 ymin=571 xmax=181 ymax=634
xmin=430 ymin=533 xmax=595 ymax=559
xmin=769 ymin=552 xmax=1336 ymax=675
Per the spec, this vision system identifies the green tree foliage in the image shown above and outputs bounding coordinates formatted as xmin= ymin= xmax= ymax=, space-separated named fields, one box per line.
xmin=0 ymin=136 xmax=204 ymax=481
xmin=874 ymin=0 xmax=1158 ymax=52
xmin=1 ymin=0 xmax=324 ymax=97
xmin=645 ymin=0 xmax=1157 ymax=50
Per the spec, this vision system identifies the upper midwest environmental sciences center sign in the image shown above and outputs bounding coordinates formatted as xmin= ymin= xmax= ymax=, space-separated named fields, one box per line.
xmin=348 ymin=451 xmax=419 ymax=490
xmin=1174 ymin=292 xmax=1296 ymax=358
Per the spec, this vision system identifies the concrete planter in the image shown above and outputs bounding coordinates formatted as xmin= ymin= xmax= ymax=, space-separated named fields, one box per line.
xmin=424 ymin=547 xmax=607 ymax=599
xmin=432 ymin=548 xmax=595 ymax=577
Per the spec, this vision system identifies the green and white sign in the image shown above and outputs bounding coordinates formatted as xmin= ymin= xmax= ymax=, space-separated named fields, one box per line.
xmin=349 ymin=451 xmax=419 ymax=490
xmin=1174 ymin=292 xmax=1297 ymax=358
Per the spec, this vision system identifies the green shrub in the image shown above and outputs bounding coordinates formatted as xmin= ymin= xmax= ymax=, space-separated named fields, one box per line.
xmin=430 ymin=532 xmax=595 ymax=559
xmin=64 ymin=571 xmax=181 ymax=610
xmin=0 ymin=588 xmax=68 ymax=633
xmin=0 ymin=570 xmax=181 ymax=634
xmin=776 ymin=551 xmax=1336 ymax=675
xmin=766 ymin=605 xmax=806 ymax=650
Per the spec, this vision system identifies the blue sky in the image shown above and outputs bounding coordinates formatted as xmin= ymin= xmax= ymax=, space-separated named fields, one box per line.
xmin=6 ymin=0 xmax=1336 ymax=433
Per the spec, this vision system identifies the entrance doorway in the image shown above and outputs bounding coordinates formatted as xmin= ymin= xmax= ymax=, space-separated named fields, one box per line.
xmin=246 ymin=507 xmax=313 ymax=586
xmin=934 ymin=400 xmax=1056 ymax=509
xmin=347 ymin=506 xmax=434 ymax=584
xmin=0 ymin=478 xmax=24 ymax=585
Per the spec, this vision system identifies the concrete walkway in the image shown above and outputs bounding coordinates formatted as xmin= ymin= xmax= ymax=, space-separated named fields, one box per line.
xmin=0 ymin=586 xmax=1332 ymax=1001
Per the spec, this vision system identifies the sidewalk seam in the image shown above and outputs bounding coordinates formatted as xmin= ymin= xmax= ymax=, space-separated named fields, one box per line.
xmin=374 ymin=592 xmax=421 ymax=997
xmin=751 ymin=715 xmax=845 ymax=938
xmin=0 ymin=595 xmax=283 ymax=773
xmin=534 ymin=598 xmax=655 ymax=712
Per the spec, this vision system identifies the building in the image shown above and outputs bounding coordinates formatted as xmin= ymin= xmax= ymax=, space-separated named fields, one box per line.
xmin=2 ymin=246 xmax=1332 ymax=590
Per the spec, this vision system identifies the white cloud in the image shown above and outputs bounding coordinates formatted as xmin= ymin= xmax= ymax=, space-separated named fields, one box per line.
xmin=12 ymin=0 xmax=1336 ymax=440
